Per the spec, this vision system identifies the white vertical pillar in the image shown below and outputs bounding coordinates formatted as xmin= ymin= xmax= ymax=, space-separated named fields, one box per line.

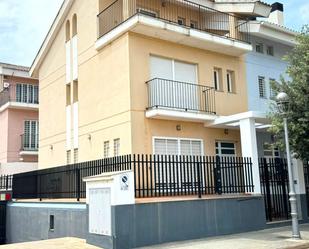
xmin=239 ymin=118 xmax=261 ymax=194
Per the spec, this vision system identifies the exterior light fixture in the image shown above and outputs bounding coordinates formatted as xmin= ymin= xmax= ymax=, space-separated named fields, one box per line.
xmin=276 ymin=92 xmax=300 ymax=239
xmin=50 ymin=145 xmax=53 ymax=150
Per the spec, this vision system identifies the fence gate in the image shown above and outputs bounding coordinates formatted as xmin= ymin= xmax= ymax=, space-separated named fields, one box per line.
xmin=0 ymin=202 xmax=6 ymax=244
xmin=259 ymin=158 xmax=290 ymax=222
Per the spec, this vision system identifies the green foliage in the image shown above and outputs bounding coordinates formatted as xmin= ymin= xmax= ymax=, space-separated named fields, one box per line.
xmin=269 ymin=25 xmax=309 ymax=161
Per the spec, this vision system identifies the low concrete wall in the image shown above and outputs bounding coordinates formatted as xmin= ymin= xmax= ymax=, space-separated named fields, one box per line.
xmin=88 ymin=195 xmax=266 ymax=249
xmin=6 ymin=202 xmax=87 ymax=244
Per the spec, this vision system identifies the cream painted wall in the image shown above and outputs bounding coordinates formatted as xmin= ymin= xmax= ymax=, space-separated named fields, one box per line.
xmin=38 ymin=0 xmax=132 ymax=168
xmin=128 ymin=33 xmax=246 ymax=155
xmin=37 ymin=0 xmax=248 ymax=168
xmin=128 ymin=33 xmax=248 ymax=116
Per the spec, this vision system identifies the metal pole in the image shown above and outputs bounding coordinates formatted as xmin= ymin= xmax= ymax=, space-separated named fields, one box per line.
xmin=284 ymin=117 xmax=300 ymax=238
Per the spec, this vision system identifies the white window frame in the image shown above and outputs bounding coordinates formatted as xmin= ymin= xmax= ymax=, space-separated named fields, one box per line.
xmin=213 ymin=68 xmax=221 ymax=91
xmin=215 ymin=141 xmax=236 ymax=157
xmin=104 ymin=141 xmax=110 ymax=158
xmin=113 ymin=138 xmax=120 ymax=157
xmin=258 ymin=76 xmax=266 ymax=98
xmin=16 ymin=83 xmax=39 ymax=104
xmin=152 ymin=136 xmax=204 ymax=156
xmin=23 ymin=120 xmax=39 ymax=150
xmin=226 ymin=70 xmax=234 ymax=93
xmin=269 ymin=78 xmax=276 ymax=98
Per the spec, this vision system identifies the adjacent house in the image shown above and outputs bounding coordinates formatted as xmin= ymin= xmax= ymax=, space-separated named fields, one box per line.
xmin=245 ymin=3 xmax=297 ymax=158
xmin=0 ymin=63 xmax=39 ymax=175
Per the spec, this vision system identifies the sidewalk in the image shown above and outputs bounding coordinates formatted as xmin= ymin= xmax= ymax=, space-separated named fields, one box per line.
xmin=138 ymin=224 xmax=309 ymax=249
xmin=0 ymin=238 xmax=100 ymax=249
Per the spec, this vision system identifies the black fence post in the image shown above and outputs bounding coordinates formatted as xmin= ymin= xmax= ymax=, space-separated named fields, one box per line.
xmin=215 ymin=156 xmax=222 ymax=195
xmin=76 ymin=168 xmax=81 ymax=202
xmin=197 ymin=160 xmax=202 ymax=199
xmin=5 ymin=175 xmax=9 ymax=190
xmin=263 ymin=158 xmax=272 ymax=222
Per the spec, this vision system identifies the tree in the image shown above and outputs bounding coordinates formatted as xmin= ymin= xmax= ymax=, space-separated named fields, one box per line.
xmin=269 ymin=25 xmax=309 ymax=161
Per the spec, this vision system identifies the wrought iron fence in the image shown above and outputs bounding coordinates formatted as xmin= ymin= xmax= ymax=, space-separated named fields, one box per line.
xmin=97 ymin=0 xmax=250 ymax=43
xmin=12 ymin=154 xmax=254 ymax=200
xmin=259 ymin=157 xmax=290 ymax=222
xmin=146 ymin=78 xmax=216 ymax=114
xmin=0 ymin=175 xmax=13 ymax=191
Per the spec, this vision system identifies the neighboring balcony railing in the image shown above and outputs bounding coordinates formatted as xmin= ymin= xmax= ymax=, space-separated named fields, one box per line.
xmin=20 ymin=134 xmax=39 ymax=152
xmin=0 ymin=84 xmax=39 ymax=108
xmin=146 ymin=78 xmax=216 ymax=115
xmin=97 ymin=0 xmax=250 ymax=43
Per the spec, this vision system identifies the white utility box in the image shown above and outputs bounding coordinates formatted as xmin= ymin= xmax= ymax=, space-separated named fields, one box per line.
xmin=83 ymin=170 xmax=135 ymax=236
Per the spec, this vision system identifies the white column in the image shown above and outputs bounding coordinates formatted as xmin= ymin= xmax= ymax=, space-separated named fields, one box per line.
xmin=239 ymin=118 xmax=261 ymax=194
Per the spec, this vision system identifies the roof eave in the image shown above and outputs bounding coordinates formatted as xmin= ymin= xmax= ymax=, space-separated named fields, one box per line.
xmin=214 ymin=1 xmax=271 ymax=17
xmin=249 ymin=21 xmax=298 ymax=46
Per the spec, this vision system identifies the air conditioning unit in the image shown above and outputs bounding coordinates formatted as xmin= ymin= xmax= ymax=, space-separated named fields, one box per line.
xmin=3 ymin=82 xmax=10 ymax=88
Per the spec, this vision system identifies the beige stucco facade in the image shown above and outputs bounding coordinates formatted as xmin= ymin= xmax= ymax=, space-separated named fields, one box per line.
xmin=36 ymin=0 xmax=249 ymax=169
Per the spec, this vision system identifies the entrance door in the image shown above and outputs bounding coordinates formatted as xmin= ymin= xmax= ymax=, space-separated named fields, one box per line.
xmin=150 ymin=56 xmax=198 ymax=111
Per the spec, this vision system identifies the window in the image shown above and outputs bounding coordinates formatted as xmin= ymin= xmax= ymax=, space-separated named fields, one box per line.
xmin=49 ymin=215 xmax=55 ymax=231
xmin=226 ymin=70 xmax=235 ymax=93
xmin=190 ymin=20 xmax=198 ymax=29
xmin=150 ymin=56 xmax=198 ymax=110
xmin=213 ymin=68 xmax=222 ymax=91
xmin=153 ymin=137 xmax=203 ymax=156
xmin=16 ymin=84 xmax=39 ymax=104
xmin=177 ymin=17 xmax=186 ymax=26
xmin=216 ymin=141 xmax=236 ymax=157
xmin=266 ymin=46 xmax=274 ymax=56
xmin=23 ymin=120 xmax=39 ymax=151
xmin=263 ymin=143 xmax=280 ymax=158
xmin=269 ymin=78 xmax=276 ymax=98
xmin=72 ymin=14 xmax=77 ymax=36
xmin=65 ymin=20 xmax=70 ymax=42
xmin=66 ymin=150 xmax=71 ymax=164
xmin=74 ymin=148 xmax=78 ymax=163
xmin=66 ymin=84 xmax=71 ymax=106
xmin=256 ymin=43 xmax=264 ymax=53
xmin=114 ymin=139 xmax=120 ymax=156
xmin=73 ymin=80 xmax=78 ymax=103
xmin=104 ymin=141 xmax=110 ymax=158
xmin=258 ymin=76 xmax=266 ymax=98
xmin=137 ymin=8 xmax=158 ymax=18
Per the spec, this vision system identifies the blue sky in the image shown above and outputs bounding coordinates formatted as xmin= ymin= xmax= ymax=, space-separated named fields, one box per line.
xmin=0 ymin=0 xmax=308 ymax=67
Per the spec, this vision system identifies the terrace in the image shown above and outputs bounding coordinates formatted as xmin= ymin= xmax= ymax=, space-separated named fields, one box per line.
xmin=96 ymin=0 xmax=252 ymax=55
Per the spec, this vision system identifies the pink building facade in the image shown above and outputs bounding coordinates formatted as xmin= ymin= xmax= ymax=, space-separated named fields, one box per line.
xmin=0 ymin=63 xmax=39 ymax=175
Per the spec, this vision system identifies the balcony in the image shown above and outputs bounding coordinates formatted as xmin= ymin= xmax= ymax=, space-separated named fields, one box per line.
xmin=97 ymin=0 xmax=252 ymax=55
xmin=20 ymin=134 xmax=39 ymax=155
xmin=0 ymin=84 xmax=39 ymax=111
xmin=146 ymin=78 xmax=216 ymax=122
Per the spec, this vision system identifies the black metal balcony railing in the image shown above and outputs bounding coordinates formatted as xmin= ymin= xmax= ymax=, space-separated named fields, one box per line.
xmin=20 ymin=134 xmax=39 ymax=152
xmin=0 ymin=84 xmax=39 ymax=108
xmin=98 ymin=0 xmax=250 ymax=43
xmin=146 ymin=78 xmax=216 ymax=114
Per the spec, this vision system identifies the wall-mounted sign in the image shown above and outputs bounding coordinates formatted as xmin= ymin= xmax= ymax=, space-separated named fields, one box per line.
xmin=120 ymin=174 xmax=129 ymax=191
